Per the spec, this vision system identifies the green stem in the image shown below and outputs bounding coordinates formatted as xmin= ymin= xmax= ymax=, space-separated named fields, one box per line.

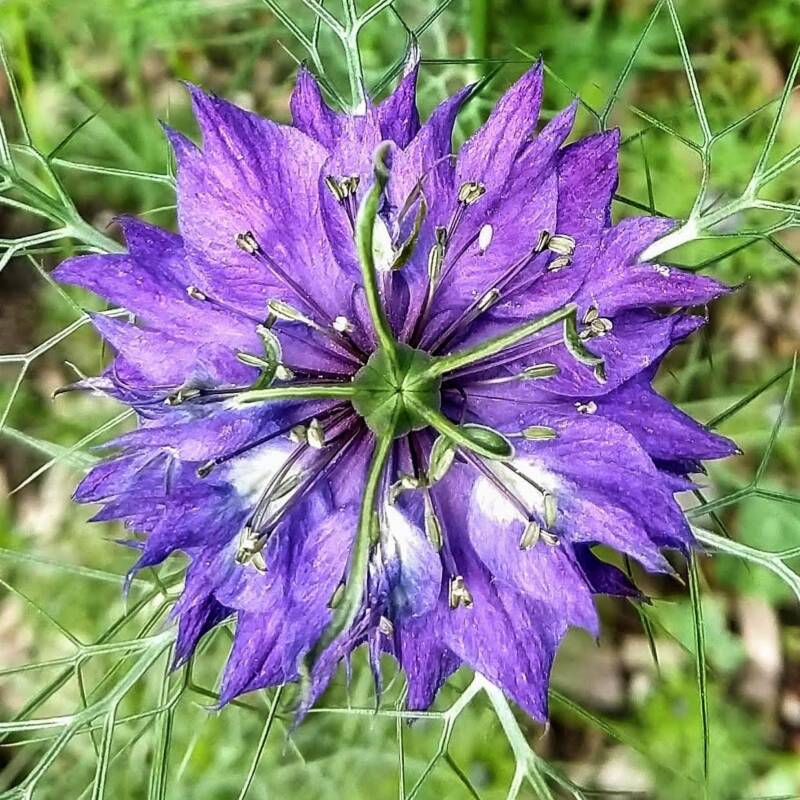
xmin=4 ymin=168 xmax=123 ymax=254
xmin=341 ymin=0 xmax=367 ymax=111
xmin=235 ymin=384 xmax=354 ymax=404
xmin=425 ymin=304 xmax=577 ymax=378
xmin=355 ymin=145 xmax=399 ymax=369
xmin=469 ymin=0 xmax=490 ymax=61
xmin=69 ymin=217 xmax=124 ymax=254
xmin=310 ymin=425 xmax=395 ymax=662
xmin=479 ymin=677 xmax=555 ymax=800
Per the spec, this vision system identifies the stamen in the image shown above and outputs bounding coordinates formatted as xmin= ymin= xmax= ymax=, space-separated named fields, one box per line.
xmin=332 ymin=315 xmax=354 ymax=333
xmin=236 ymin=352 xmax=271 ymax=370
xmin=476 ymin=288 xmax=501 ymax=313
xmin=186 ymin=285 xmax=207 ymax=301
xmin=546 ymin=234 xmax=576 ymax=257
xmin=267 ymin=299 xmax=314 ymax=326
xmin=575 ymin=400 xmax=598 ymax=415
xmin=235 ymin=231 xmax=260 ymax=255
xmin=543 ymin=492 xmax=557 ymax=529
xmin=235 ymin=527 xmax=268 ymax=572
xmin=427 ymin=227 xmax=447 ymax=285
xmin=478 ymin=224 xmax=493 ymax=254
xmin=247 ymin=441 xmax=309 ymax=537
xmin=390 ymin=197 xmax=428 ymax=272
xmin=453 ymin=359 xmax=560 ymax=388
xmin=541 ymin=530 xmax=560 ymax=546
xmin=506 ymin=425 xmax=558 ymax=441
xmin=306 ymin=418 xmax=326 ymax=449
xmin=427 ymin=305 xmax=580 ymax=379
xmin=448 ymin=575 xmax=473 ymax=609
xmin=444 ymin=333 xmax=563 ymax=384
xmin=235 ymin=230 xmax=366 ymax=362
xmin=426 ymin=232 xmax=555 ymax=355
xmin=388 ymin=473 xmax=424 ymax=504
xmin=423 ymin=498 xmax=443 ymax=550
xmin=378 ymin=616 xmax=394 ymax=636
xmin=457 ymin=181 xmax=486 ymax=206
xmin=185 ymin=284 xmax=262 ymax=324
xmin=521 ymin=363 xmax=560 ymax=379
xmin=410 ymin=435 xmax=454 ymax=565
xmin=463 ymin=452 xmax=529 ymax=520
xmin=242 ymin=424 xmax=361 ymax=563
xmin=427 ymin=435 xmax=456 ymax=484
xmin=195 ymin=405 xmax=351 ymax=478
xmin=324 ymin=174 xmax=360 ymax=203
xmin=519 ymin=518 xmax=559 ymax=548
xmin=407 ymin=227 xmax=448 ymax=345
xmin=519 ymin=520 xmax=540 ymax=550
xmin=289 ymin=424 xmax=307 ymax=444
xmin=164 ymin=387 xmax=201 ymax=406
xmin=547 ymin=255 xmax=572 ymax=272
xmin=564 ymin=312 xmax=607 ymax=384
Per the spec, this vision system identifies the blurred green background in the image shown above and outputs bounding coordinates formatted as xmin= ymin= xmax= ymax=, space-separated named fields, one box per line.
xmin=1 ymin=1 xmax=800 ymax=798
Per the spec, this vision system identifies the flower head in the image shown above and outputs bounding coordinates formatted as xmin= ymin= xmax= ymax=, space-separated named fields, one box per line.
xmin=55 ymin=61 xmax=736 ymax=719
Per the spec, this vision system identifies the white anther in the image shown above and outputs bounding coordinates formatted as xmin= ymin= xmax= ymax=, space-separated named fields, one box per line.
xmin=378 ymin=616 xmax=394 ymax=636
xmin=519 ymin=521 xmax=541 ymax=550
xmin=477 ymin=288 xmax=501 ymax=312
xmin=289 ymin=425 xmax=307 ymax=444
xmin=458 ymin=181 xmax=486 ymax=205
xmin=267 ymin=299 xmax=313 ymax=325
xmin=332 ymin=315 xmax=354 ymax=333
xmin=547 ymin=255 xmax=572 ymax=272
xmin=186 ymin=285 xmax=207 ymax=301
xmin=306 ymin=418 xmax=326 ymax=449
xmin=448 ymin=575 xmax=473 ymax=609
xmin=575 ymin=400 xmax=598 ymax=415
xmin=235 ymin=231 xmax=260 ymax=254
xmin=547 ymin=234 xmax=576 ymax=257
xmin=478 ymin=224 xmax=493 ymax=254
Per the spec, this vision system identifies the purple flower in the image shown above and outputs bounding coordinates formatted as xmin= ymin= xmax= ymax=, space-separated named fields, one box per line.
xmin=55 ymin=62 xmax=737 ymax=720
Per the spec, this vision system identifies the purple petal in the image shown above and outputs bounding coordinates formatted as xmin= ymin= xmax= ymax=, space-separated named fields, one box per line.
xmin=456 ymin=63 xmax=544 ymax=190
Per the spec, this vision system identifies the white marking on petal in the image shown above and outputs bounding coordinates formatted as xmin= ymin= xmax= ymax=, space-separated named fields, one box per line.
xmin=472 ymin=457 xmax=562 ymax=525
xmin=226 ymin=441 xmax=294 ymax=502
xmin=381 ymin=504 xmax=441 ymax=617
xmin=372 ymin=215 xmax=396 ymax=273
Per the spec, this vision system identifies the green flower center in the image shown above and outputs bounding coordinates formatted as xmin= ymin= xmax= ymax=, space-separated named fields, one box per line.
xmin=351 ymin=344 xmax=442 ymax=438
